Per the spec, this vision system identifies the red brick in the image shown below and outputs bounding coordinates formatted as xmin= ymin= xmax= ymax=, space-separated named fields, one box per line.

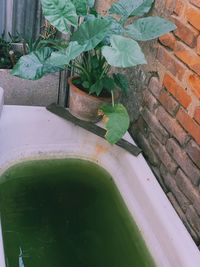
xmin=197 ymin=36 xmax=200 ymax=55
xmin=159 ymin=33 xmax=176 ymax=50
xmin=148 ymin=77 xmax=162 ymax=99
xmin=188 ymin=74 xmax=200 ymax=99
xmin=141 ymin=107 xmax=169 ymax=144
xmin=177 ymin=108 xmax=200 ymax=145
xmin=157 ymin=106 xmax=189 ymax=145
xmin=175 ymin=42 xmax=200 ymax=76
xmin=143 ymin=90 xmax=158 ymax=112
xmin=176 ymin=169 xmax=200 ymax=216
xmin=186 ymin=139 xmax=200 ymax=168
xmin=174 ymin=0 xmax=186 ymax=16
xmin=157 ymin=46 xmax=185 ymax=80
xmin=194 ymin=106 xmax=200 ymax=124
xmin=160 ymin=164 xmax=190 ymax=212
xmin=149 ymin=134 xmax=178 ymax=174
xmin=190 ymin=0 xmax=200 ymax=8
xmin=186 ymin=5 xmax=200 ymax=30
xmin=172 ymin=16 xmax=198 ymax=47
xmin=167 ymin=138 xmax=200 ymax=185
xmin=163 ymin=74 xmax=192 ymax=108
xmin=159 ymin=90 xmax=180 ymax=116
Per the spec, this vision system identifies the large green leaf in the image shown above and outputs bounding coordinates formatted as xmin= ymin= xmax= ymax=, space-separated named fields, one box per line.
xmin=71 ymin=18 xmax=111 ymax=51
xmin=12 ymin=48 xmax=60 ymax=80
xmin=102 ymin=35 xmax=147 ymax=68
xmin=48 ymin=41 xmax=86 ymax=68
xmin=41 ymin=0 xmax=78 ymax=33
xmin=71 ymin=0 xmax=87 ymax=16
xmin=131 ymin=0 xmax=154 ymax=16
xmin=109 ymin=0 xmax=144 ymax=18
xmin=100 ymin=104 xmax=130 ymax=144
xmin=87 ymin=0 xmax=95 ymax=8
xmin=126 ymin=16 xmax=176 ymax=41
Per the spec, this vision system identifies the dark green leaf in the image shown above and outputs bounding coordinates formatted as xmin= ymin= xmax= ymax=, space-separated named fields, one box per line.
xmin=89 ymin=80 xmax=104 ymax=96
xmin=41 ymin=0 xmax=78 ymax=33
xmin=82 ymin=81 xmax=90 ymax=88
xmin=100 ymin=104 xmax=130 ymax=144
xmin=12 ymin=48 xmax=60 ymax=80
xmin=102 ymin=77 xmax=115 ymax=92
xmin=48 ymin=41 xmax=86 ymax=68
xmin=126 ymin=16 xmax=176 ymax=41
xmin=72 ymin=0 xmax=87 ymax=16
xmin=102 ymin=35 xmax=147 ymax=68
xmin=71 ymin=18 xmax=111 ymax=51
xmin=113 ymin=73 xmax=129 ymax=94
xmin=109 ymin=0 xmax=144 ymax=18
xmin=131 ymin=0 xmax=154 ymax=16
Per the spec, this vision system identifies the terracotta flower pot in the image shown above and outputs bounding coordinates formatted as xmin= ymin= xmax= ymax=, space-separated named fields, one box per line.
xmin=68 ymin=77 xmax=113 ymax=122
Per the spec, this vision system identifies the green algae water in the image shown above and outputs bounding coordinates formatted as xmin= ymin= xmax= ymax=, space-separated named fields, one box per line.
xmin=0 ymin=159 xmax=155 ymax=267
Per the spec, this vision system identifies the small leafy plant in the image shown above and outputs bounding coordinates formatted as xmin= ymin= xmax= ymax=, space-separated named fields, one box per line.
xmin=12 ymin=0 xmax=176 ymax=144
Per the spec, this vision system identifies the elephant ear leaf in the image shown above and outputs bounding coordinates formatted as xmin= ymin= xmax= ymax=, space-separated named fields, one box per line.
xmin=87 ymin=0 xmax=95 ymax=8
xmin=48 ymin=41 xmax=86 ymax=68
xmin=131 ymin=0 xmax=154 ymax=16
xmin=71 ymin=0 xmax=87 ymax=16
xmin=41 ymin=0 xmax=78 ymax=33
xmin=12 ymin=48 xmax=60 ymax=80
xmin=99 ymin=104 xmax=130 ymax=144
xmin=102 ymin=35 xmax=147 ymax=68
xmin=126 ymin=16 xmax=176 ymax=41
xmin=71 ymin=18 xmax=111 ymax=51
xmin=109 ymin=0 xmax=144 ymax=18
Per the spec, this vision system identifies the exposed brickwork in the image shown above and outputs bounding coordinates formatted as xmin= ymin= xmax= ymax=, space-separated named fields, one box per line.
xmin=157 ymin=46 xmax=186 ymax=80
xmin=158 ymin=90 xmax=180 ymax=116
xmin=128 ymin=0 xmax=200 ymax=245
xmin=187 ymin=74 xmax=200 ymax=99
xmin=194 ymin=106 xmax=200 ymax=124
xmin=186 ymin=139 xmax=200 ymax=168
xmin=177 ymin=108 xmax=200 ymax=145
xmin=175 ymin=41 xmax=200 ymax=75
xmin=159 ymin=33 xmax=176 ymax=50
xmin=173 ymin=16 xmax=198 ymax=47
xmin=186 ymin=5 xmax=200 ymax=30
xmin=157 ymin=106 xmax=189 ymax=145
xmin=163 ymin=74 xmax=192 ymax=108
xmin=166 ymin=139 xmax=200 ymax=185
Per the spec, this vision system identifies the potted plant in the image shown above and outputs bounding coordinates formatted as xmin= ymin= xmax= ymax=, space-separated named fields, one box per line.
xmin=0 ymin=26 xmax=62 ymax=106
xmin=12 ymin=0 xmax=176 ymax=144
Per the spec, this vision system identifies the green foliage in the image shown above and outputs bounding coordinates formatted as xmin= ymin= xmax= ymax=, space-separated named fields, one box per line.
xmin=71 ymin=19 xmax=111 ymax=51
xmin=102 ymin=35 xmax=147 ymax=68
xmin=100 ymin=104 xmax=130 ymax=144
xmin=126 ymin=16 xmax=177 ymax=41
xmin=11 ymin=48 xmax=60 ymax=80
xmin=0 ymin=32 xmax=23 ymax=69
xmin=131 ymin=0 xmax=154 ymax=16
xmin=109 ymin=0 xmax=144 ymax=18
xmin=11 ymin=0 xmax=176 ymax=143
xmin=41 ymin=0 xmax=78 ymax=33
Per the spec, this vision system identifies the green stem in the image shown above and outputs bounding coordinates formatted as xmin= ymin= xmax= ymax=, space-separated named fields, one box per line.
xmin=111 ymin=90 xmax=115 ymax=108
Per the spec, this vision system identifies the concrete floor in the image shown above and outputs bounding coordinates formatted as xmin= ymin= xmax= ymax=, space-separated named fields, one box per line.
xmin=0 ymin=69 xmax=60 ymax=106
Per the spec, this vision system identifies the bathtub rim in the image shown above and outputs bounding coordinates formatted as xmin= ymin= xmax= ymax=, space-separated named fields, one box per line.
xmin=0 ymin=104 xmax=200 ymax=267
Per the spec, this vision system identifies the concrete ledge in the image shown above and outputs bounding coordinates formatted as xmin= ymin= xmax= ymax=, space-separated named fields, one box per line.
xmin=0 ymin=87 xmax=4 ymax=117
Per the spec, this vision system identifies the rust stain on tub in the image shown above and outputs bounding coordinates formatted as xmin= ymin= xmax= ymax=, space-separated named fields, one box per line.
xmin=92 ymin=143 xmax=109 ymax=161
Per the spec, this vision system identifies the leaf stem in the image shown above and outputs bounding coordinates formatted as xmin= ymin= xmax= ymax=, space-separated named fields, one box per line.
xmin=111 ymin=90 xmax=115 ymax=108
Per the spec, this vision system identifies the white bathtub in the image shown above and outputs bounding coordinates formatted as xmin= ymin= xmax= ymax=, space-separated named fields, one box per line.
xmin=0 ymin=89 xmax=200 ymax=267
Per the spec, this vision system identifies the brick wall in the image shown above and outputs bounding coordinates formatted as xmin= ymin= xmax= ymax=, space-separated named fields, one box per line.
xmin=131 ymin=0 xmax=200 ymax=246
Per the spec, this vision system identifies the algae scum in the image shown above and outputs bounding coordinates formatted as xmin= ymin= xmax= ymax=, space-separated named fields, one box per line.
xmin=0 ymin=159 xmax=155 ymax=267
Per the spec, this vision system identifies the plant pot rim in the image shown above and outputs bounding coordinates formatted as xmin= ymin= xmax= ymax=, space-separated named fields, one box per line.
xmin=68 ymin=76 xmax=116 ymax=102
